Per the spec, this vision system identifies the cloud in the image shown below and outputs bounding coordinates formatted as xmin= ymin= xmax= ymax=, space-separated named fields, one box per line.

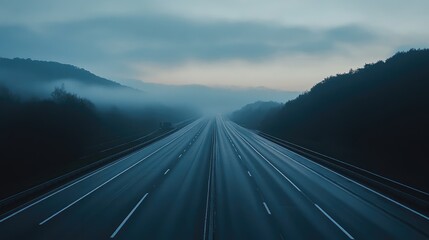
xmin=1 ymin=11 xmax=425 ymax=91
xmin=1 ymin=0 xmax=428 ymax=92
xmin=133 ymin=43 xmax=393 ymax=91
xmin=0 ymin=15 xmax=390 ymax=91
xmin=0 ymin=15 xmax=379 ymax=64
xmin=67 ymin=16 xmax=382 ymax=61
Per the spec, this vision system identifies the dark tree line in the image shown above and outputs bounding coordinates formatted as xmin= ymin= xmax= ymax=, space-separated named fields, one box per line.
xmin=232 ymin=49 xmax=429 ymax=191
xmin=0 ymin=86 xmax=176 ymax=198
xmin=229 ymin=101 xmax=281 ymax=129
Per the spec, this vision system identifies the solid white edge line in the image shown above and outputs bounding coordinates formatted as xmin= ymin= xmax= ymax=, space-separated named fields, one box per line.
xmin=0 ymin=149 xmax=144 ymax=223
xmin=229 ymin=119 xmax=429 ymax=232
xmin=38 ymin=124 xmax=197 ymax=225
xmin=314 ymin=204 xmax=354 ymax=239
xmin=110 ymin=193 xmax=149 ymax=238
xmin=263 ymin=202 xmax=271 ymax=215
xmin=262 ymin=131 xmax=429 ymax=197
xmin=0 ymin=156 xmax=127 ymax=223
xmin=256 ymin=138 xmax=358 ymax=196
xmin=256 ymin=134 xmax=429 ymax=221
xmin=228 ymin=124 xmax=302 ymax=193
xmin=223 ymin=118 xmax=351 ymax=236
xmin=0 ymin=120 xmax=200 ymax=223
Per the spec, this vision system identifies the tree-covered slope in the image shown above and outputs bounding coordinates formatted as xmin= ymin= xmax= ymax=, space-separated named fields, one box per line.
xmin=234 ymin=49 xmax=429 ymax=191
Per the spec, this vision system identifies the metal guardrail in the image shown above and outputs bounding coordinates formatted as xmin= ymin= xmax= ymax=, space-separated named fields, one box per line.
xmin=0 ymin=121 xmax=192 ymax=215
xmin=257 ymin=131 xmax=429 ymax=216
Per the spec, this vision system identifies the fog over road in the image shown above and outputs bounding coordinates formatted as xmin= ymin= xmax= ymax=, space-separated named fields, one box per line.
xmin=0 ymin=118 xmax=428 ymax=239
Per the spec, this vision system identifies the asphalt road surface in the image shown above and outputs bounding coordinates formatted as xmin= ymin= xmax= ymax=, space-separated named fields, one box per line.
xmin=0 ymin=117 xmax=428 ymax=239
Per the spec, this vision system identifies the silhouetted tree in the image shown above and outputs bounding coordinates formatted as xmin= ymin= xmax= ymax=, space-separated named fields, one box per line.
xmin=231 ymin=49 xmax=429 ymax=191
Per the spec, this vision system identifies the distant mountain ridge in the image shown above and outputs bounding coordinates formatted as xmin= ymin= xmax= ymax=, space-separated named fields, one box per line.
xmin=231 ymin=48 xmax=429 ymax=191
xmin=0 ymin=57 xmax=123 ymax=88
xmin=0 ymin=57 xmax=299 ymax=112
xmin=122 ymin=79 xmax=300 ymax=113
xmin=0 ymin=57 xmax=138 ymax=106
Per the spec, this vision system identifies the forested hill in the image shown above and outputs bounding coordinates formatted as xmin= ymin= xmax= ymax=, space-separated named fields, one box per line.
xmin=0 ymin=57 xmax=122 ymax=87
xmin=229 ymin=101 xmax=281 ymax=129
xmin=232 ymin=49 xmax=429 ymax=191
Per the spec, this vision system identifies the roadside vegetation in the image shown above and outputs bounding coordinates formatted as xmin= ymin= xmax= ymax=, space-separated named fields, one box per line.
xmin=231 ymin=49 xmax=429 ymax=192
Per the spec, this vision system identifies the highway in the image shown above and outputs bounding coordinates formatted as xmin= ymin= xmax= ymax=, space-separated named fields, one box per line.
xmin=0 ymin=117 xmax=428 ymax=239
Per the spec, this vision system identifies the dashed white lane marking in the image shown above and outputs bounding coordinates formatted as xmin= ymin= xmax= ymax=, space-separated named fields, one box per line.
xmin=164 ymin=169 xmax=170 ymax=175
xmin=263 ymin=202 xmax=271 ymax=215
xmin=223 ymin=119 xmax=358 ymax=239
xmin=257 ymin=137 xmax=429 ymax=221
xmin=248 ymin=171 xmax=252 ymax=177
xmin=0 ymin=120 xmax=201 ymax=223
xmin=38 ymin=133 xmax=184 ymax=225
xmin=237 ymin=133 xmax=303 ymax=193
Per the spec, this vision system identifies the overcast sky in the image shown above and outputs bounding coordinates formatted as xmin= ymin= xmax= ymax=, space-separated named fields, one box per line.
xmin=1 ymin=0 xmax=428 ymax=91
